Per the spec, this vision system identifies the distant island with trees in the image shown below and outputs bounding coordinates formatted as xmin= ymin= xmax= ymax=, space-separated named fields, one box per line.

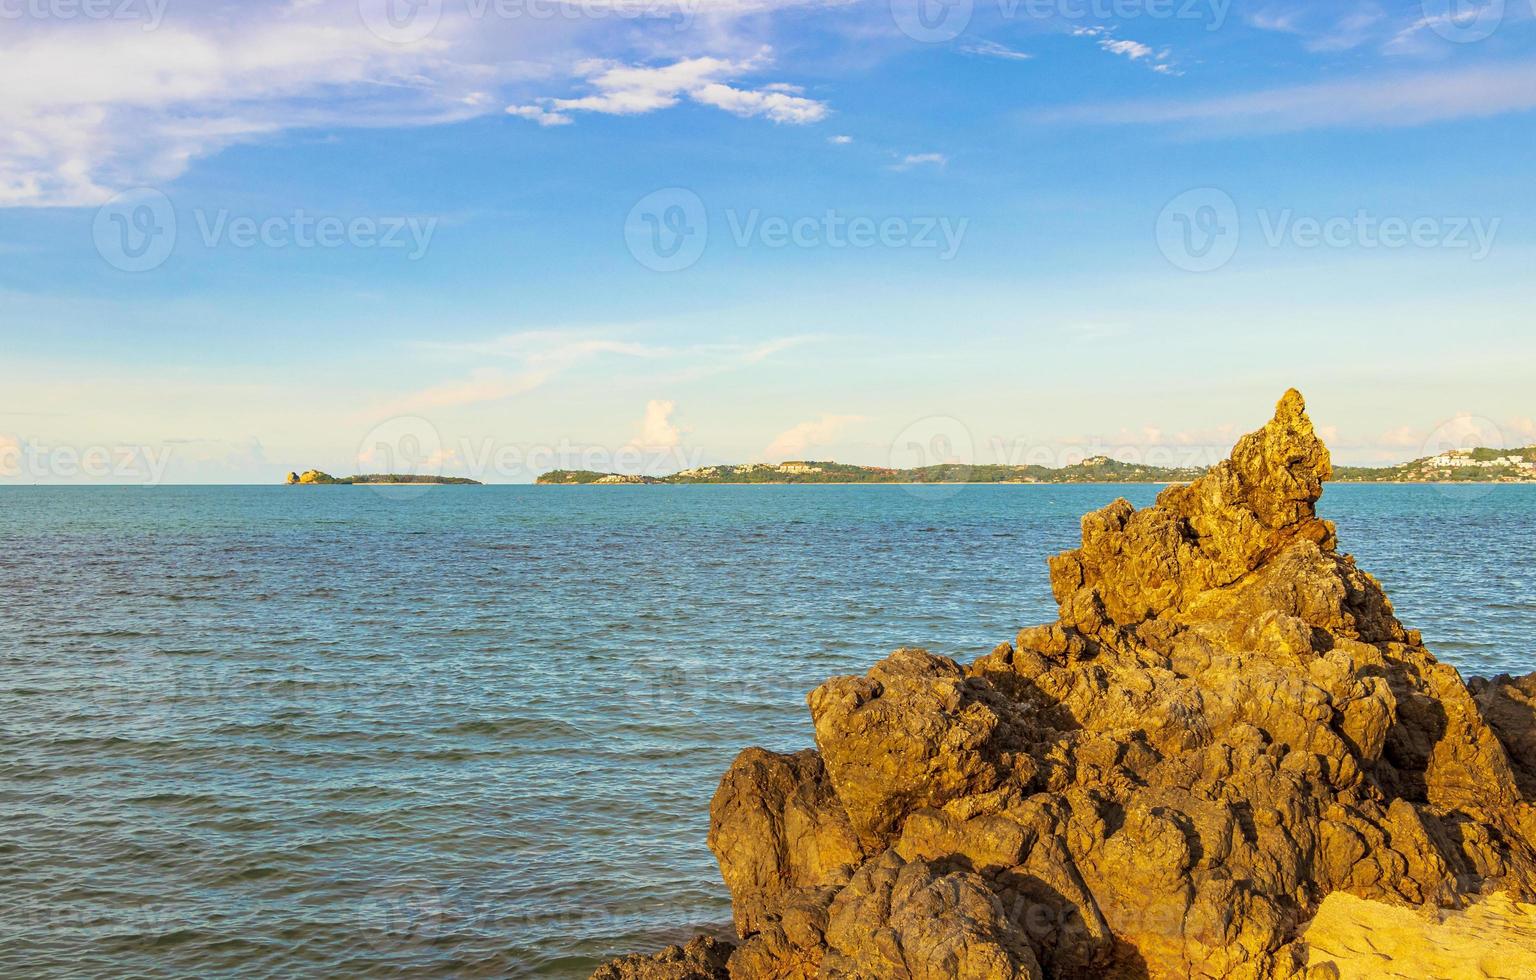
xmin=285 ymin=470 xmax=482 ymax=486
xmin=536 ymin=446 xmax=1536 ymax=486
xmin=282 ymin=446 xmax=1536 ymax=487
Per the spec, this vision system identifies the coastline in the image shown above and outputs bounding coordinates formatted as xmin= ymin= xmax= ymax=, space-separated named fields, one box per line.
xmin=535 ymin=479 xmax=1536 ymax=487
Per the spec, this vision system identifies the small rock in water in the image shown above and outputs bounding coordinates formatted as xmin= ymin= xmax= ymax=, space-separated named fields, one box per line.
xmin=590 ymin=936 xmax=733 ymax=979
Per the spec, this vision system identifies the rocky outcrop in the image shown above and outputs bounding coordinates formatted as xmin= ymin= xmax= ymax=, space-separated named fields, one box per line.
xmin=591 ymin=937 xmax=732 ymax=980
xmin=596 ymin=391 xmax=1536 ymax=979
xmin=286 ymin=469 xmax=339 ymax=485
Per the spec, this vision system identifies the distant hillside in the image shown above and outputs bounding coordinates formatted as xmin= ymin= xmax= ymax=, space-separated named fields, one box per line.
xmin=1333 ymin=446 xmax=1536 ymax=483
xmin=285 ymin=470 xmax=482 ymax=486
xmin=541 ymin=446 xmax=1536 ymax=487
xmin=537 ymin=457 xmax=1206 ymax=486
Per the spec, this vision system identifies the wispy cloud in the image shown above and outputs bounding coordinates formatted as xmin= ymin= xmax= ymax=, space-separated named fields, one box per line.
xmin=0 ymin=3 xmax=833 ymax=207
xmin=506 ymin=50 xmax=829 ymax=126
xmin=383 ymin=329 xmax=813 ymax=414
xmin=828 ymin=134 xmax=854 ymax=144
xmin=0 ymin=13 xmax=493 ymax=207
xmin=1246 ymin=2 xmax=1388 ymax=52
xmin=377 ymin=331 xmax=660 ymax=415
xmin=893 ymin=152 xmax=948 ymax=170
xmin=1037 ymin=62 xmax=1536 ymax=133
xmin=1071 ymin=26 xmax=1177 ymax=74
xmin=959 ymin=39 xmax=1034 ymax=62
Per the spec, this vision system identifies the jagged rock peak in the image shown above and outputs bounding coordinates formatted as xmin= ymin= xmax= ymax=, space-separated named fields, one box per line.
xmin=1047 ymin=390 xmax=1343 ymax=636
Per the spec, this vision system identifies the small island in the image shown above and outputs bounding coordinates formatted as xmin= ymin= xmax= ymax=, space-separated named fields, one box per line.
xmin=284 ymin=470 xmax=482 ymax=486
xmin=538 ymin=445 xmax=1536 ymax=485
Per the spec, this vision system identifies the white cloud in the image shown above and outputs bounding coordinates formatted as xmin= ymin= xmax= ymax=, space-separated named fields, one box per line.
xmin=764 ymin=414 xmax=865 ymax=459
xmin=1038 ymin=62 xmax=1536 ymax=133
xmin=959 ymin=39 xmax=1034 ymax=61
xmin=894 ymin=152 xmax=947 ymax=170
xmin=0 ymin=4 xmax=835 ymax=207
xmin=638 ymin=399 xmax=682 ymax=449
xmin=828 ymin=134 xmax=853 ymax=144
xmin=693 ymin=82 xmax=828 ymax=123
xmin=507 ymin=105 xmax=573 ymax=127
xmin=0 ymin=12 xmax=501 ymax=207
xmin=1101 ymin=38 xmax=1154 ymax=60
xmin=1071 ymin=25 xmax=1174 ymax=73
xmin=507 ymin=50 xmax=828 ymax=126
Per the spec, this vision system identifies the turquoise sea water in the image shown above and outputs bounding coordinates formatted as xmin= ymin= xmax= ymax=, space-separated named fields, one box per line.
xmin=2 ymin=484 xmax=1533 ymax=977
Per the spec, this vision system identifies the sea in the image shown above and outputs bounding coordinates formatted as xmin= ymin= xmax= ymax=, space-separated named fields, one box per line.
xmin=2 ymin=483 xmax=1532 ymax=977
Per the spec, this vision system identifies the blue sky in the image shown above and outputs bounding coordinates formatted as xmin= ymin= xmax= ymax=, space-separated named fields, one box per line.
xmin=2 ymin=0 xmax=1534 ymax=482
